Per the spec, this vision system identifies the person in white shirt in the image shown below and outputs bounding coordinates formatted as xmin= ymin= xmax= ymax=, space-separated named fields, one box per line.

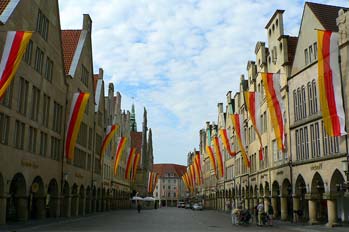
xmin=257 ymin=202 xmax=264 ymax=226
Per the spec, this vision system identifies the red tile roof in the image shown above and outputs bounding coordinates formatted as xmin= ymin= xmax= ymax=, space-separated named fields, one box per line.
xmin=131 ymin=131 xmax=142 ymax=155
xmin=153 ymin=164 xmax=187 ymax=178
xmin=307 ymin=2 xmax=348 ymax=32
xmin=61 ymin=30 xmax=81 ymax=74
xmin=0 ymin=0 xmax=10 ymax=16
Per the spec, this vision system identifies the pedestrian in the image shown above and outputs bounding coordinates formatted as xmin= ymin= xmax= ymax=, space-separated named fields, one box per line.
xmin=267 ymin=203 xmax=274 ymax=226
xmin=254 ymin=204 xmax=258 ymax=225
xmin=257 ymin=201 xmax=264 ymax=226
xmin=231 ymin=201 xmax=237 ymax=225
xmin=137 ymin=200 xmax=142 ymax=213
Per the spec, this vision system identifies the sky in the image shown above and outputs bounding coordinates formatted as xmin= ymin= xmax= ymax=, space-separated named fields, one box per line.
xmin=58 ymin=0 xmax=347 ymax=166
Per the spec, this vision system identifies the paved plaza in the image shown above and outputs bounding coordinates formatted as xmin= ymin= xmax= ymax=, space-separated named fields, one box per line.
xmin=1 ymin=208 xmax=348 ymax=232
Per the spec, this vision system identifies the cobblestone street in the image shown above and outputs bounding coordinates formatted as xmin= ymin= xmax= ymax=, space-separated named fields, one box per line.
xmin=1 ymin=208 xmax=348 ymax=232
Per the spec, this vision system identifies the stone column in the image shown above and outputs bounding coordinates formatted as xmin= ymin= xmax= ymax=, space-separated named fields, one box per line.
xmin=308 ymin=199 xmax=318 ymax=224
xmin=271 ymin=196 xmax=278 ymax=218
xmin=292 ymin=195 xmax=300 ymax=223
xmin=16 ymin=195 xmax=28 ymax=222
xmin=280 ymin=196 xmax=288 ymax=220
xmin=264 ymin=197 xmax=269 ymax=213
xmin=35 ymin=196 xmax=46 ymax=219
xmin=253 ymin=197 xmax=258 ymax=209
xmin=326 ymin=199 xmax=337 ymax=227
xmin=62 ymin=195 xmax=71 ymax=217
xmin=0 ymin=194 xmax=7 ymax=224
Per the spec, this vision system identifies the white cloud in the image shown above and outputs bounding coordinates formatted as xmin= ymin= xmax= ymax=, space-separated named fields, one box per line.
xmin=58 ymin=0 xmax=347 ymax=165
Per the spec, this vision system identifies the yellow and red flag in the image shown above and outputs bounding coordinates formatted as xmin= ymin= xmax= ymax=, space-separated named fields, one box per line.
xmin=113 ymin=137 xmax=127 ymax=175
xmin=189 ymin=164 xmax=196 ymax=185
xmin=219 ymin=129 xmax=236 ymax=157
xmin=231 ymin=114 xmax=250 ymax=168
xmin=213 ymin=136 xmax=224 ymax=178
xmin=65 ymin=92 xmax=90 ymax=160
xmin=182 ymin=175 xmax=189 ymax=191
xmin=152 ymin=173 xmax=159 ymax=192
xmin=100 ymin=124 xmax=118 ymax=165
xmin=0 ymin=31 xmax=32 ymax=99
xmin=124 ymin=148 xmax=136 ymax=179
xmin=262 ymin=73 xmax=285 ymax=151
xmin=318 ymin=30 xmax=346 ymax=136
xmin=244 ymin=91 xmax=263 ymax=160
xmin=147 ymin=172 xmax=155 ymax=193
xmin=206 ymin=145 xmax=217 ymax=177
xmin=131 ymin=153 xmax=141 ymax=181
xmin=194 ymin=152 xmax=202 ymax=185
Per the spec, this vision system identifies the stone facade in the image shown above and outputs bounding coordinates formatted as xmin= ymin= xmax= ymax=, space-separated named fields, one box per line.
xmin=0 ymin=0 xmax=145 ymax=224
xmin=195 ymin=2 xmax=349 ymax=227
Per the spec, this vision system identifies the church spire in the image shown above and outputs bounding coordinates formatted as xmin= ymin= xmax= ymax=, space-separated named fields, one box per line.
xmin=130 ymin=102 xmax=137 ymax=131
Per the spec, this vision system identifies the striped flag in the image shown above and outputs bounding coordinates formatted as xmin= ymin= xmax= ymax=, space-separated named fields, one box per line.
xmin=219 ymin=129 xmax=236 ymax=157
xmin=318 ymin=30 xmax=346 ymax=136
xmin=100 ymin=125 xmax=118 ymax=165
xmin=262 ymin=73 xmax=285 ymax=151
xmin=152 ymin=173 xmax=159 ymax=193
xmin=131 ymin=153 xmax=141 ymax=181
xmin=124 ymin=148 xmax=136 ymax=179
xmin=65 ymin=92 xmax=90 ymax=160
xmin=244 ymin=91 xmax=263 ymax=160
xmin=231 ymin=114 xmax=250 ymax=168
xmin=213 ymin=136 xmax=224 ymax=178
xmin=206 ymin=146 xmax=217 ymax=177
xmin=0 ymin=31 xmax=32 ymax=99
xmin=113 ymin=137 xmax=127 ymax=175
xmin=182 ymin=175 xmax=190 ymax=191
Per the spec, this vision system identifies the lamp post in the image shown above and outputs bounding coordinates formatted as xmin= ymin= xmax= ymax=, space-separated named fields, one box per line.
xmin=341 ymin=160 xmax=349 ymax=197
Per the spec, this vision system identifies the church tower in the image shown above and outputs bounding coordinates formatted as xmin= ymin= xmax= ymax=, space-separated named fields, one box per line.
xmin=130 ymin=103 xmax=137 ymax=131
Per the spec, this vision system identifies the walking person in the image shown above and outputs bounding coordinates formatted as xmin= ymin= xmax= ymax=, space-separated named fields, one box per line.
xmin=257 ymin=201 xmax=264 ymax=226
xmin=231 ymin=201 xmax=237 ymax=225
xmin=137 ymin=200 xmax=142 ymax=213
xmin=267 ymin=203 xmax=274 ymax=226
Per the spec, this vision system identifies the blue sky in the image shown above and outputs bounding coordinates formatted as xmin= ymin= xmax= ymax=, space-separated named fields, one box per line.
xmin=58 ymin=0 xmax=347 ymax=165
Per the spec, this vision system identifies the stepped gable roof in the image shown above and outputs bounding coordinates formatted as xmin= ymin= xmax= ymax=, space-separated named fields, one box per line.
xmin=131 ymin=131 xmax=142 ymax=155
xmin=287 ymin=36 xmax=298 ymax=64
xmin=61 ymin=30 xmax=82 ymax=74
xmin=153 ymin=164 xmax=187 ymax=178
xmin=306 ymin=2 xmax=348 ymax=32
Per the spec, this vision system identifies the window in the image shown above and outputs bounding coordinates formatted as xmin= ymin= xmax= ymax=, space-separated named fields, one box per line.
xmin=309 ymin=45 xmax=313 ymax=63
xmin=312 ymin=80 xmax=318 ymax=113
xmin=42 ymin=94 xmax=50 ymax=127
xmin=87 ymin=154 xmax=92 ymax=170
xmin=51 ymin=136 xmax=61 ymax=161
xmin=34 ymin=47 xmax=44 ymax=73
xmin=44 ymin=57 xmax=53 ymax=82
xmin=24 ymin=40 xmax=33 ymax=65
xmin=308 ymin=82 xmax=313 ymax=115
xmin=31 ymin=86 xmax=40 ymax=121
xmin=273 ymin=140 xmax=277 ymax=162
xmin=28 ymin=127 xmax=37 ymax=153
xmin=18 ymin=77 xmax=29 ymax=115
xmin=88 ymin=127 xmax=92 ymax=150
xmin=52 ymin=101 xmax=63 ymax=133
xmin=0 ymin=81 xmax=12 ymax=108
xmin=0 ymin=113 xmax=10 ymax=144
xmin=304 ymin=127 xmax=309 ymax=160
xmin=81 ymin=65 xmax=89 ymax=87
xmin=14 ymin=120 xmax=25 ymax=149
xmin=36 ymin=10 xmax=49 ymax=40
xmin=297 ymin=88 xmax=301 ymax=120
xmin=95 ymin=133 xmax=102 ymax=154
xmin=77 ymin=122 xmax=87 ymax=146
xmin=74 ymin=147 xmax=86 ymax=168
xmin=302 ymin=85 xmax=307 ymax=119
xmin=39 ymin=132 xmax=47 ymax=157
xmin=322 ymin=121 xmax=339 ymax=156
xmin=313 ymin=42 xmax=317 ymax=60
xmin=310 ymin=123 xmax=320 ymax=158
xmin=304 ymin=48 xmax=309 ymax=65
xmin=293 ymin=90 xmax=298 ymax=121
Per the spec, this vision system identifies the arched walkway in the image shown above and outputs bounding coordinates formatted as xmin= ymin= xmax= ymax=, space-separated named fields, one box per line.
xmin=92 ymin=186 xmax=97 ymax=212
xmin=71 ymin=184 xmax=78 ymax=217
xmin=29 ymin=176 xmax=45 ymax=220
xmin=281 ymin=179 xmax=292 ymax=221
xmin=6 ymin=173 xmax=27 ymax=222
xmin=328 ymin=169 xmax=348 ymax=225
xmin=61 ymin=181 xmax=70 ymax=217
xmin=78 ymin=185 xmax=85 ymax=216
xmin=272 ymin=181 xmax=281 ymax=218
xmin=0 ymin=173 xmax=5 ymax=224
xmin=97 ymin=188 xmax=101 ymax=211
xmin=47 ymin=179 xmax=59 ymax=218
xmin=85 ymin=186 xmax=91 ymax=214
xmin=309 ymin=172 xmax=327 ymax=224
xmin=295 ymin=175 xmax=308 ymax=222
